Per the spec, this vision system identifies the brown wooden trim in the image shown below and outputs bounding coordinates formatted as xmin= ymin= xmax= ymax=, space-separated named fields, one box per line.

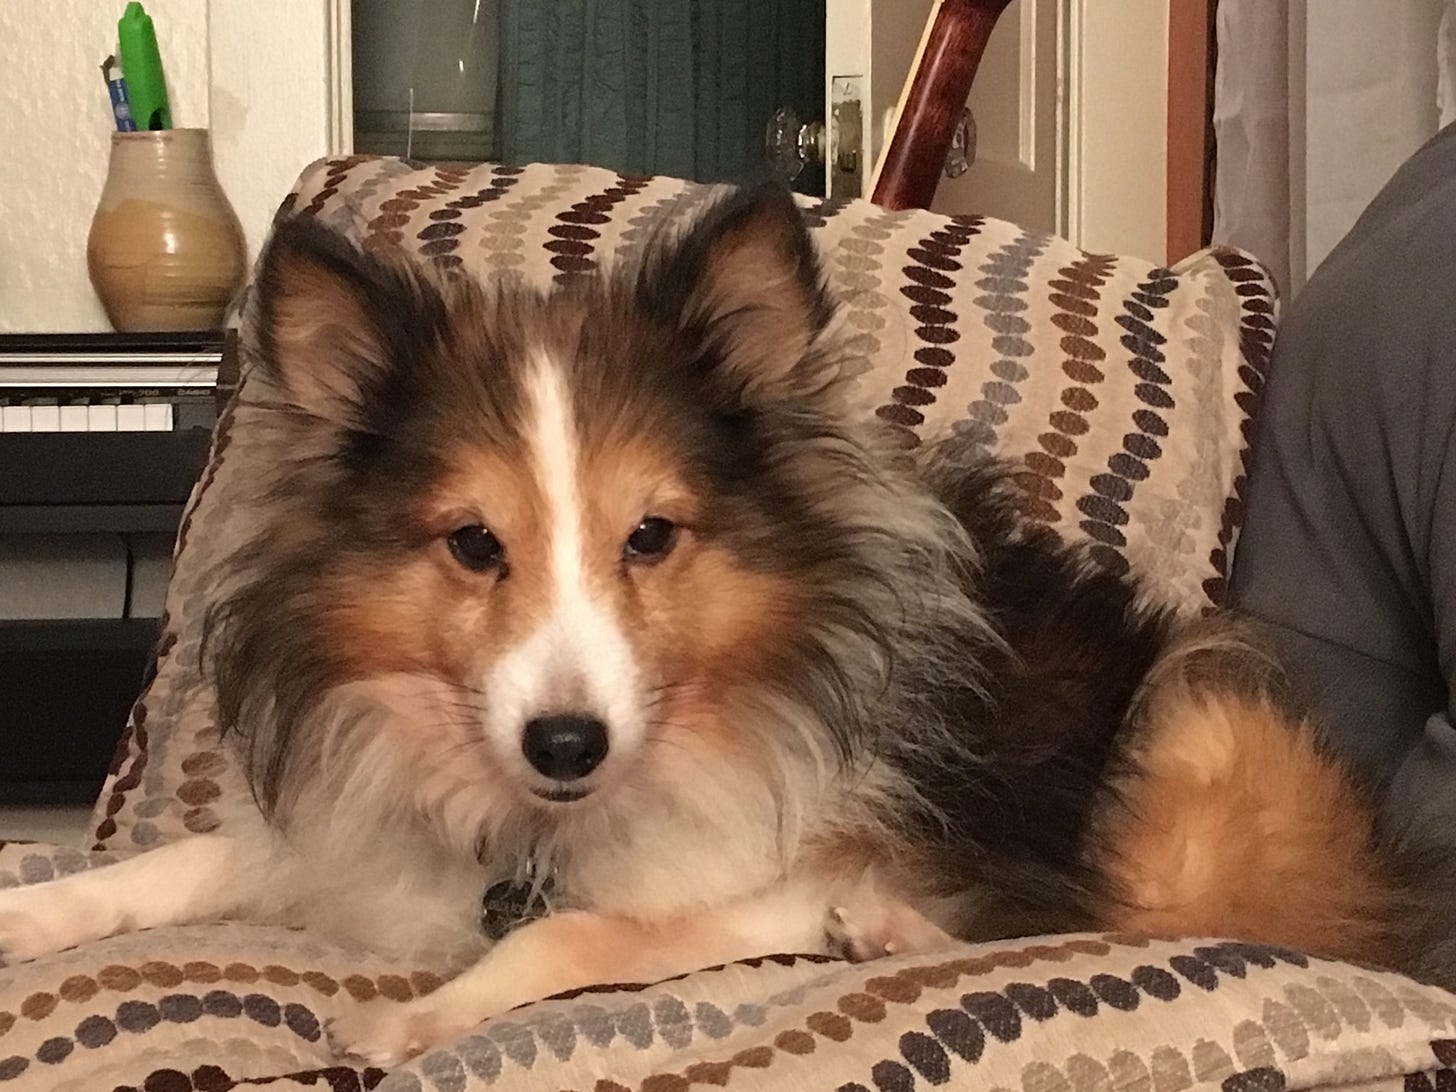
xmin=1166 ymin=0 xmax=1216 ymax=263
xmin=870 ymin=0 xmax=1014 ymax=211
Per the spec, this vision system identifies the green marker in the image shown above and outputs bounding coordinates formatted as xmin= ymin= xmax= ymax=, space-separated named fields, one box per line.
xmin=117 ymin=2 xmax=171 ymax=131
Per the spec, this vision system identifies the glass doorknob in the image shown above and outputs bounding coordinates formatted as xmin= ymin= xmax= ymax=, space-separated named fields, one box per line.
xmin=766 ymin=106 xmax=825 ymax=182
xmin=944 ymin=108 xmax=977 ymax=178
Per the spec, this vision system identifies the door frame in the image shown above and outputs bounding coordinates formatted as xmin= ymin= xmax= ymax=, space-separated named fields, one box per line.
xmin=327 ymin=0 xmax=355 ymax=155
xmin=1165 ymin=0 xmax=1215 ymax=263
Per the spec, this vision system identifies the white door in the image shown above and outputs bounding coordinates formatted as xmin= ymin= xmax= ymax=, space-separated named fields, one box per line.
xmin=825 ymin=0 xmax=1062 ymax=235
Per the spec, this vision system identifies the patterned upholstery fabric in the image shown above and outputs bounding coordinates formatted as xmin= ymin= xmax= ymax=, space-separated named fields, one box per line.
xmin=0 ymin=844 xmax=1450 ymax=1092
xmin=13 ymin=158 xmax=1439 ymax=1091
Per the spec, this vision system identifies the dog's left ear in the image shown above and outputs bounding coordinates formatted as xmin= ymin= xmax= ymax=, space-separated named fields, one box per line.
xmin=640 ymin=182 xmax=832 ymax=399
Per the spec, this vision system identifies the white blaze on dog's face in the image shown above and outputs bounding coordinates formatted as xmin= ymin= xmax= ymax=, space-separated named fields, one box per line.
xmin=476 ymin=355 xmax=643 ymax=800
xmin=421 ymin=338 xmax=739 ymax=807
xmin=234 ymin=183 xmax=841 ymax=825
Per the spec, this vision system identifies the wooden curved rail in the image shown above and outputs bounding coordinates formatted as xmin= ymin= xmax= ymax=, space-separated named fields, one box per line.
xmin=870 ymin=0 xmax=1015 ymax=211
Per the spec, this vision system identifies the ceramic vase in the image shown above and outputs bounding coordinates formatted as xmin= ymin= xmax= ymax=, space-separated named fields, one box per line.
xmin=87 ymin=128 xmax=247 ymax=332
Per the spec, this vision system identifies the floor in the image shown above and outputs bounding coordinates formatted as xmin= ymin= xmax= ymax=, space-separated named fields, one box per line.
xmin=0 ymin=805 xmax=93 ymax=846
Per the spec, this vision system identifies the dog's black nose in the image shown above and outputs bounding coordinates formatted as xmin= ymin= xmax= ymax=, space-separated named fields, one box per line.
xmin=522 ymin=714 xmax=609 ymax=781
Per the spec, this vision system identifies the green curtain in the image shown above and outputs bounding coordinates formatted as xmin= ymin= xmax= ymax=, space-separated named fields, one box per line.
xmin=497 ymin=0 xmax=824 ymax=186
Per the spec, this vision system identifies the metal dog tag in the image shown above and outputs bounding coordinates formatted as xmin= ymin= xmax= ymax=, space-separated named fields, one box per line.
xmin=480 ymin=861 xmax=553 ymax=941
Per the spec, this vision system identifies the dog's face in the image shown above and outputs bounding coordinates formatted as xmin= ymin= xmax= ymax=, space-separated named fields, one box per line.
xmin=224 ymin=185 xmax=883 ymax=830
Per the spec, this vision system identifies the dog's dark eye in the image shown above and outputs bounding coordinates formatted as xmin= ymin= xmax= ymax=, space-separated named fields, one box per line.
xmin=447 ymin=525 xmax=504 ymax=572
xmin=624 ymin=517 xmax=677 ymax=562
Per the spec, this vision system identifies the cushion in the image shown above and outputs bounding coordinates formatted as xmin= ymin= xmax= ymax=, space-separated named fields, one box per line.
xmin=86 ymin=157 xmax=1278 ymax=855
xmin=0 ymin=836 xmax=1451 ymax=1092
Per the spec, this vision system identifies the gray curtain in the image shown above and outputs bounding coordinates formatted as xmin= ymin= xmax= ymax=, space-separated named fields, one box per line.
xmin=1212 ymin=0 xmax=1456 ymax=297
xmin=497 ymin=0 xmax=823 ymax=185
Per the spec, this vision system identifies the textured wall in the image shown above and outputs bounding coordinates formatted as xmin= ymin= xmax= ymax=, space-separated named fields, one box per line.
xmin=0 ymin=2 xmax=210 ymax=333
xmin=209 ymin=0 xmax=333 ymax=262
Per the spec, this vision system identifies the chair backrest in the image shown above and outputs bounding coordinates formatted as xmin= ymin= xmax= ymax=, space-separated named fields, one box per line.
xmin=87 ymin=156 xmax=1277 ymax=853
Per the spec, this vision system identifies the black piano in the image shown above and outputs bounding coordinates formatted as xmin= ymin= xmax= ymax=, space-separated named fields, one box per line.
xmin=0 ymin=332 xmax=236 ymax=804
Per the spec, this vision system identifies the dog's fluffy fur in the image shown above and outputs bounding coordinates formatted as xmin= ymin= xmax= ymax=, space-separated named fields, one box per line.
xmin=0 ymin=184 xmax=1449 ymax=1063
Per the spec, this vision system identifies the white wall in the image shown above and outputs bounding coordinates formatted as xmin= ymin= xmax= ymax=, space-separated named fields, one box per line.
xmin=210 ymin=0 xmax=338 ymax=261
xmin=0 ymin=1 xmax=335 ymax=333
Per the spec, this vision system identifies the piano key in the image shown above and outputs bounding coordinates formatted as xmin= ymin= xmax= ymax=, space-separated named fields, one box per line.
xmin=87 ymin=402 xmax=118 ymax=431
xmin=1 ymin=404 xmax=31 ymax=432
xmin=59 ymin=402 xmax=89 ymax=431
xmin=116 ymin=403 xmax=147 ymax=431
xmin=142 ymin=401 xmax=173 ymax=431
xmin=29 ymin=401 xmax=61 ymax=431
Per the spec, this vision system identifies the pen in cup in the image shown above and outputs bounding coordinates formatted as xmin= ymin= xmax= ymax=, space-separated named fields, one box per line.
xmin=101 ymin=54 xmax=137 ymax=132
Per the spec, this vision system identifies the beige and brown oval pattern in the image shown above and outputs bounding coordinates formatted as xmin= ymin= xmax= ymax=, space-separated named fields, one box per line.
xmin=0 ymin=916 xmax=1451 ymax=1092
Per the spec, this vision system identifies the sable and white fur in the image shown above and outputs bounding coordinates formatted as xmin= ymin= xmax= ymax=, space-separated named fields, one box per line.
xmin=0 ymin=184 xmax=1450 ymax=1064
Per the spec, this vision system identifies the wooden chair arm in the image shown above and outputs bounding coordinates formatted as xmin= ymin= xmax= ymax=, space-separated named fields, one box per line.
xmin=870 ymin=0 xmax=1015 ymax=211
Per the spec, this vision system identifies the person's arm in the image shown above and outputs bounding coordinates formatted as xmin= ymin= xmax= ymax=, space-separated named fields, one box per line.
xmin=1229 ymin=151 xmax=1456 ymax=797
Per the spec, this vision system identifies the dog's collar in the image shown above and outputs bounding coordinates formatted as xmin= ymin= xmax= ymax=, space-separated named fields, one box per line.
xmin=480 ymin=857 xmax=555 ymax=941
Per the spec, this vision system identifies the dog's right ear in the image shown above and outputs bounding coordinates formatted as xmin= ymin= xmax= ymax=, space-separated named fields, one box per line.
xmin=253 ymin=217 xmax=445 ymax=428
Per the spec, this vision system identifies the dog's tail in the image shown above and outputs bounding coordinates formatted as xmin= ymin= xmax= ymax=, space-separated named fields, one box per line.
xmin=1095 ymin=618 xmax=1456 ymax=985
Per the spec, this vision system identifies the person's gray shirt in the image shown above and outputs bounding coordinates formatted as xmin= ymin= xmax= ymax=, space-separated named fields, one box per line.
xmin=1230 ymin=121 xmax=1456 ymax=837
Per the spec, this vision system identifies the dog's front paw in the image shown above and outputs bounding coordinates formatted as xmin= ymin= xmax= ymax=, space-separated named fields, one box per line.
xmin=824 ymin=894 xmax=957 ymax=963
xmin=0 ymin=896 xmax=92 ymax=963
xmin=327 ymin=1000 xmax=478 ymax=1067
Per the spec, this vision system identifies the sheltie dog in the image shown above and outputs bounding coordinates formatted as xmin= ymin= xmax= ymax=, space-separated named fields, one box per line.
xmin=0 ymin=183 xmax=1449 ymax=1064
